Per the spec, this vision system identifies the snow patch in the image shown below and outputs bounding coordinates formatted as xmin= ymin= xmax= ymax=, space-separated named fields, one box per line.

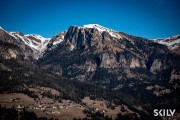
xmin=158 ymin=39 xmax=180 ymax=46
xmin=155 ymin=36 xmax=180 ymax=50
xmin=25 ymin=34 xmax=51 ymax=41
xmin=52 ymin=35 xmax=64 ymax=45
xmin=80 ymin=24 xmax=122 ymax=39
xmin=53 ymin=40 xmax=63 ymax=45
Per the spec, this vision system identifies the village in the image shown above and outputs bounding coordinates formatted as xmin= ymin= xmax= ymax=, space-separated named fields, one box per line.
xmin=0 ymin=93 xmax=134 ymax=119
xmin=15 ymin=98 xmax=83 ymax=116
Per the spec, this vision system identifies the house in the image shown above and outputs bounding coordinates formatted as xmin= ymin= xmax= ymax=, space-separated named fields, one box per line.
xmin=12 ymin=98 xmax=21 ymax=102
xmin=17 ymin=105 xmax=23 ymax=109
xmin=52 ymin=106 xmax=57 ymax=109
xmin=17 ymin=105 xmax=24 ymax=111
xmin=52 ymin=111 xmax=60 ymax=115
xmin=95 ymin=108 xmax=99 ymax=111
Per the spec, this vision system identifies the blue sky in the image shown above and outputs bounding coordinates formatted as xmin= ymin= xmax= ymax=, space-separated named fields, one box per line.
xmin=0 ymin=0 xmax=180 ymax=39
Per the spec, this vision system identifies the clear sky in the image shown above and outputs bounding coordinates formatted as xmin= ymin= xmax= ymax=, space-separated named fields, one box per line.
xmin=0 ymin=0 xmax=180 ymax=39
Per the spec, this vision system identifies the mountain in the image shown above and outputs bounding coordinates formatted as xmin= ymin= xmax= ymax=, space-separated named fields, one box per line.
xmin=0 ymin=27 xmax=33 ymax=60
xmin=0 ymin=24 xmax=180 ymax=119
xmin=39 ymin=24 xmax=180 ymax=82
xmin=43 ymin=24 xmax=180 ymax=112
xmin=39 ymin=24 xmax=180 ymax=111
xmin=154 ymin=35 xmax=180 ymax=54
xmin=0 ymin=27 xmax=58 ymax=91
xmin=0 ymin=27 xmax=91 ymax=102
xmin=0 ymin=27 xmax=51 ymax=59
xmin=9 ymin=32 xmax=51 ymax=59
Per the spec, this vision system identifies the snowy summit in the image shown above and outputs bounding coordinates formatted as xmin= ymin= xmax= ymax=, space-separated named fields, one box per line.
xmin=80 ymin=24 xmax=122 ymax=39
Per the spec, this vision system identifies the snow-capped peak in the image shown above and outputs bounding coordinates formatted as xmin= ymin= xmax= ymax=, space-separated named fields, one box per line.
xmin=155 ymin=34 xmax=180 ymax=50
xmin=25 ymin=34 xmax=50 ymax=41
xmin=9 ymin=32 xmax=39 ymax=50
xmin=80 ymin=24 xmax=122 ymax=39
xmin=81 ymin=24 xmax=101 ymax=28
xmin=9 ymin=32 xmax=51 ymax=59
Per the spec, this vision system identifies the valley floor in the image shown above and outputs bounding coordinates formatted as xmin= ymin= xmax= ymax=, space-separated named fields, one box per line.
xmin=0 ymin=93 xmax=133 ymax=119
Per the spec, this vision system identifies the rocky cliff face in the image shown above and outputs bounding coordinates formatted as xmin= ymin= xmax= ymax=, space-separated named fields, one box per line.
xmin=38 ymin=24 xmax=180 ymax=85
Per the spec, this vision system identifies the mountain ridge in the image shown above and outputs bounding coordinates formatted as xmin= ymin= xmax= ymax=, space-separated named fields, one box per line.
xmin=154 ymin=34 xmax=180 ymax=54
xmin=1 ymin=24 xmax=180 ymax=57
